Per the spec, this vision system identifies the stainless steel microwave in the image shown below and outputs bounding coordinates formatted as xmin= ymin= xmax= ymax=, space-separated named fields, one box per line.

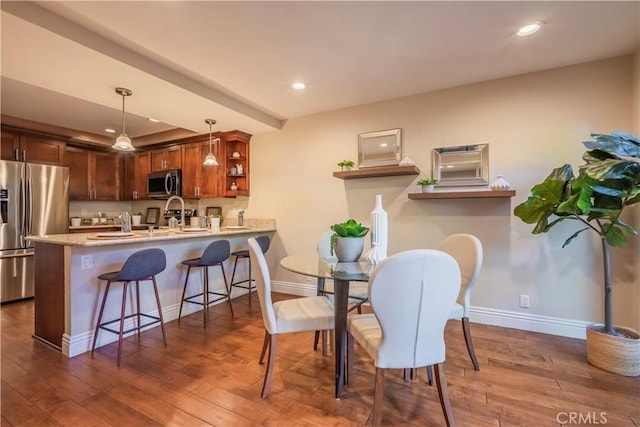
xmin=147 ymin=169 xmax=182 ymax=199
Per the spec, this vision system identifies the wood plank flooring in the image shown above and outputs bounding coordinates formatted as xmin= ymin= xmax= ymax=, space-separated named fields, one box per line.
xmin=2 ymin=294 xmax=638 ymax=426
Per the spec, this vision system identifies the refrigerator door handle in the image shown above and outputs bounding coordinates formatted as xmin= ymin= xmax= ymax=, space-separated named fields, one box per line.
xmin=26 ymin=165 xmax=33 ymax=239
xmin=19 ymin=175 xmax=26 ymax=247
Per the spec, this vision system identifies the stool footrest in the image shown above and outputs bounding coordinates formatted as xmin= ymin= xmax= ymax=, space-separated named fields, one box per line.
xmin=99 ymin=313 xmax=161 ymax=335
xmin=230 ymin=279 xmax=256 ymax=290
xmin=183 ymin=291 xmax=230 ymax=307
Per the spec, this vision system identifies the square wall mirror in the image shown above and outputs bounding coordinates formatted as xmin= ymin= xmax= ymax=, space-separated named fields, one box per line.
xmin=432 ymin=143 xmax=489 ymax=186
xmin=358 ymin=128 xmax=401 ymax=168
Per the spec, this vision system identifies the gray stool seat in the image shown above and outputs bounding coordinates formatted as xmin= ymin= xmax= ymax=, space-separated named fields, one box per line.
xmin=91 ymin=248 xmax=167 ymax=366
xmin=230 ymin=235 xmax=270 ymax=307
xmin=178 ymin=240 xmax=234 ymax=327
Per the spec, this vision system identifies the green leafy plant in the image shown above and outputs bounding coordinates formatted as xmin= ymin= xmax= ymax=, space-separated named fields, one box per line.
xmin=337 ymin=160 xmax=355 ymax=168
xmin=417 ymin=178 xmax=438 ymax=186
xmin=514 ymin=131 xmax=640 ymax=336
xmin=134 ymin=211 xmax=143 ymax=216
xmin=330 ymin=218 xmax=370 ymax=255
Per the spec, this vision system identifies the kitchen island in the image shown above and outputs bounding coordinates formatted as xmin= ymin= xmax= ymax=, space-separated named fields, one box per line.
xmin=27 ymin=220 xmax=276 ymax=357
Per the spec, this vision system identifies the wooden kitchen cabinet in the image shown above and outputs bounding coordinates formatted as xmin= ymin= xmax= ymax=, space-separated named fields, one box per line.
xmin=133 ymin=152 xmax=151 ymax=199
xmin=1 ymin=131 xmax=65 ymax=165
xmin=151 ymin=145 xmax=182 ymax=171
xmin=222 ymin=130 xmax=251 ymax=197
xmin=65 ymin=146 xmax=122 ymax=200
xmin=182 ymin=139 xmax=222 ymax=198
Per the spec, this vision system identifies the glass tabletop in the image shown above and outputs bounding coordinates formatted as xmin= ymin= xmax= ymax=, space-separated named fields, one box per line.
xmin=280 ymin=253 xmax=372 ymax=282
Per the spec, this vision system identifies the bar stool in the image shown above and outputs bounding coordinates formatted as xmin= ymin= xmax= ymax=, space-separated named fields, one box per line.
xmin=91 ymin=248 xmax=167 ymax=366
xmin=178 ymin=239 xmax=234 ymax=327
xmin=230 ymin=235 xmax=270 ymax=307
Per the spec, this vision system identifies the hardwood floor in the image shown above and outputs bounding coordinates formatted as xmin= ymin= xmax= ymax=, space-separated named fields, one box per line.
xmin=2 ymin=294 xmax=638 ymax=426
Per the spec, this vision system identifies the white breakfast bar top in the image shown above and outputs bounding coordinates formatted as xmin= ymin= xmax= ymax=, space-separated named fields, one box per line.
xmin=27 ymin=225 xmax=276 ymax=247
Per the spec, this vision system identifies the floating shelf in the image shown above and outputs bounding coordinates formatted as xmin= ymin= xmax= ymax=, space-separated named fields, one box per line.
xmin=408 ymin=190 xmax=516 ymax=199
xmin=333 ymin=165 xmax=420 ymax=179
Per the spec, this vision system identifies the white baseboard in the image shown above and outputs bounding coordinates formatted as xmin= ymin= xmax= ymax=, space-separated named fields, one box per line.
xmin=271 ymin=280 xmax=590 ymax=340
xmin=64 ymin=281 xmax=589 ymax=357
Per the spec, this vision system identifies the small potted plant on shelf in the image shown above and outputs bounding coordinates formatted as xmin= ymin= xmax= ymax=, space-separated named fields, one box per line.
xmin=330 ymin=218 xmax=370 ymax=262
xmin=337 ymin=160 xmax=355 ymax=171
xmin=132 ymin=211 xmax=143 ymax=226
xmin=514 ymin=131 xmax=640 ymax=377
xmin=417 ymin=178 xmax=438 ymax=192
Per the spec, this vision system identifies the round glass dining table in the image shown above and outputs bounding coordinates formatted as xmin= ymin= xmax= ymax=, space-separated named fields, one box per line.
xmin=280 ymin=253 xmax=373 ymax=399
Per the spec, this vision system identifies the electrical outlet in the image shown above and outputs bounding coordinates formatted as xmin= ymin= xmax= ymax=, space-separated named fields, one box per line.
xmin=519 ymin=294 xmax=530 ymax=308
xmin=81 ymin=209 xmax=87 ymax=216
xmin=81 ymin=255 xmax=92 ymax=269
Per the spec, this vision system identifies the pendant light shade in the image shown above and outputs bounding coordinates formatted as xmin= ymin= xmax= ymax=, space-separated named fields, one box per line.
xmin=203 ymin=118 xmax=219 ymax=166
xmin=112 ymin=87 xmax=135 ymax=151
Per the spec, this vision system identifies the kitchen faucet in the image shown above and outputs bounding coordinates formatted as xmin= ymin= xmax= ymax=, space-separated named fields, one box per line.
xmin=164 ymin=195 xmax=185 ymax=227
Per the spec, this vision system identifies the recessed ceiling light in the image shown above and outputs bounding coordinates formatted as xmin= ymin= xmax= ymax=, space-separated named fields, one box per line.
xmin=148 ymin=117 xmax=160 ymax=122
xmin=105 ymin=128 xmax=116 ymax=133
xmin=517 ymin=21 xmax=544 ymax=37
xmin=292 ymin=82 xmax=306 ymax=90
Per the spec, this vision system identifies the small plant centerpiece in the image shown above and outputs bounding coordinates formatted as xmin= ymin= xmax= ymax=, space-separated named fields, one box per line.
xmin=330 ymin=218 xmax=370 ymax=262
xmin=132 ymin=211 xmax=143 ymax=226
xmin=337 ymin=160 xmax=355 ymax=171
xmin=514 ymin=131 xmax=640 ymax=376
xmin=417 ymin=178 xmax=438 ymax=192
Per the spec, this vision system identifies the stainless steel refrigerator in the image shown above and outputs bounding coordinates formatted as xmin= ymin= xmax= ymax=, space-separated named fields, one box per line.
xmin=1 ymin=160 xmax=69 ymax=303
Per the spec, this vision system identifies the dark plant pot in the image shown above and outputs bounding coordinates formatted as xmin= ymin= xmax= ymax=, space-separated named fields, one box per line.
xmin=586 ymin=324 xmax=640 ymax=377
xmin=334 ymin=237 xmax=364 ymax=262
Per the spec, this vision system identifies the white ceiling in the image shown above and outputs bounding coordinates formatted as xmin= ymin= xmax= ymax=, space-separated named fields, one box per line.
xmin=1 ymin=1 xmax=639 ymax=147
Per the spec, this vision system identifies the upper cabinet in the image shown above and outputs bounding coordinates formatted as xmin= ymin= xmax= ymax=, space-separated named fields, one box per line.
xmin=65 ymin=146 xmax=123 ymax=201
xmin=182 ymin=139 xmax=222 ymax=199
xmin=1 ymin=131 xmax=65 ymax=166
xmin=151 ymin=145 xmax=182 ymax=171
xmin=133 ymin=152 xmax=151 ymax=200
xmin=222 ymin=130 xmax=251 ymax=197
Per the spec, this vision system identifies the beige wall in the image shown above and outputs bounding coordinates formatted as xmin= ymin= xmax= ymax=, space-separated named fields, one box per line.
xmin=246 ymin=55 xmax=638 ymax=335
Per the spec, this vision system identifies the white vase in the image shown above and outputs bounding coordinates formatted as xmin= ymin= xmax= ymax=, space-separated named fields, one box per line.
xmin=334 ymin=237 xmax=364 ymax=262
xmin=491 ymin=175 xmax=511 ymax=191
xmin=365 ymin=194 xmax=388 ymax=265
xmin=132 ymin=215 xmax=142 ymax=226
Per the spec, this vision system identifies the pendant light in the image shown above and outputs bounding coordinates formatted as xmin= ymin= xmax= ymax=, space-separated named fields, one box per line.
xmin=203 ymin=118 xmax=219 ymax=166
xmin=112 ymin=87 xmax=135 ymax=151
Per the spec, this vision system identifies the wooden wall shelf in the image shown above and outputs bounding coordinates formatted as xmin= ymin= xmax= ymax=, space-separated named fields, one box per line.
xmin=408 ymin=190 xmax=516 ymax=199
xmin=333 ymin=165 xmax=420 ymax=179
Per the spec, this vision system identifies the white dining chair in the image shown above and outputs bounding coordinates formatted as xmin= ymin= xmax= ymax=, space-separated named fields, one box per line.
xmin=439 ymin=233 xmax=483 ymax=371
xmin=248 ymin=237 xmax=335 ymax=398
xmin=346 ymin=249 xmax=461 ymax=426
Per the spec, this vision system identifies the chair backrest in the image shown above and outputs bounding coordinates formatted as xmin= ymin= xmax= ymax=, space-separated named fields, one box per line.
xmin=199 ymin=239 xmax=231 ymax=265
xmin=438 ymin=234 xmax=482 ymax=315
xmin=255 ymin=235 xmax=271 ymax=254
xmin=117 ymin=248 xmax=166 ymax=281
xmin=248 ymin=237 xmax=277 ymax=334
xmin=368 ymin=249 xmax=460 ymax=369
xmin=316 ymin=230 xmax=335 ymax=259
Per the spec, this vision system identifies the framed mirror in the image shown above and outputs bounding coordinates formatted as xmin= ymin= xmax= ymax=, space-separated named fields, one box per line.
xmin=432 ymin=143 xmax=489 ymax=186
xmin=358 ymin=128 xmax=401 ymax=168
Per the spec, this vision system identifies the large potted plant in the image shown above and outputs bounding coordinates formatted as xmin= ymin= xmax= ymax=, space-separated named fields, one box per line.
xmin=330 ymin=218 xmax=370 ymax=262
xmin=514 ymin=131 xmax=640 ymax=376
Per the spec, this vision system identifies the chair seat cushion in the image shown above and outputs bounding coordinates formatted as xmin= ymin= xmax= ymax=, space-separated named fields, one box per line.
xmin=347 ymin=313 xmax=381 ymax=362
xmin=449 ymin=302 xmax=463 ymax=320
xmin=324 ymin=281 xmax=368 ymax=300
xmin=97 ymin=271 xmax=120 ymax=281
xmin=273 ymin=296 xmax=334 ymax=334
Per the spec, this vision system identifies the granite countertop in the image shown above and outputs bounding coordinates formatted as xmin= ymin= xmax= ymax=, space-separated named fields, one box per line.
xmin=28 ymin=218 xmax=276 ymax=247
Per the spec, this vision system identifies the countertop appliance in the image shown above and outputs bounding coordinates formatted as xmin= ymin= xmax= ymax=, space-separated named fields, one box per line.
xmin=163 ymin=208 xmax=194 ymax=226
xmin=148 ymin=169 xmax=182 ymax=199
xmin=0 ymin=160 xmax=69 ymax=303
